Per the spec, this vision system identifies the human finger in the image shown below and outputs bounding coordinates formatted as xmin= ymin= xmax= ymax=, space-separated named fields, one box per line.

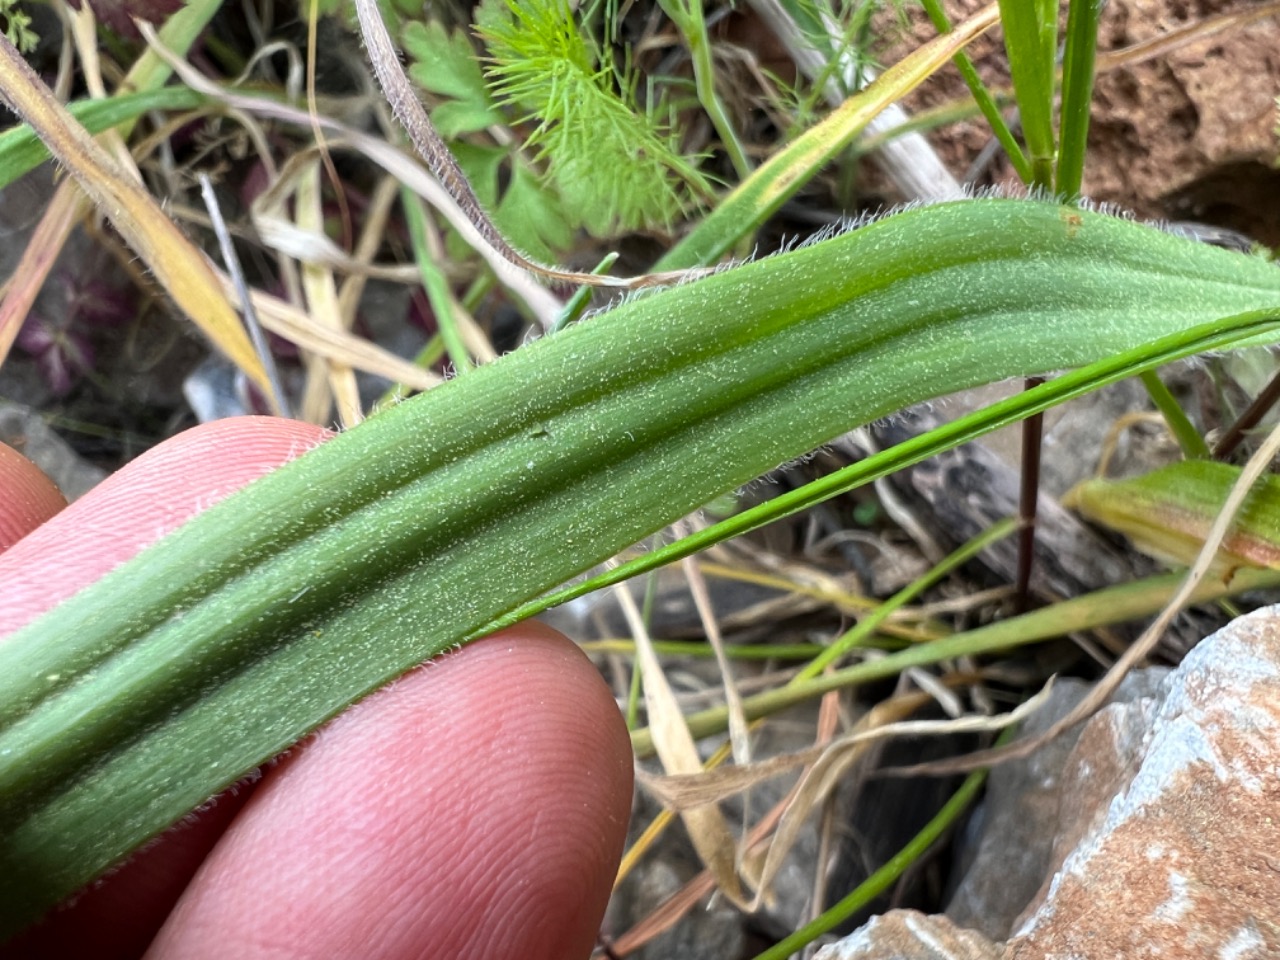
xmin=0 ymin=441 xmax=67 ymax=551
xmin=3 ymin=417 xmax=329 ymax=957
xmin=147 ymin=624 xmax=633 ymax=960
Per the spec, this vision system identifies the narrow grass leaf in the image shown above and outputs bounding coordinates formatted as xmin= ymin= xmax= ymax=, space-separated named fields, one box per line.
xmin=997 ymin=0 xmax=1059 ymax=189
xmin=919 ymin=0 xmax=1030 ymax=181
xmin=1057 ymin=0 xmax=1102 ymax=199
xmin=0 ymin=87 xmax=205 ymax=191
xmin=1066 ymin=460 xmax=1280 ymax=572
xmin=0 ymin=35 xmax=268 ymax=394
xmin=403 ymin=187 xmax=473 ymax=374
xmin=656 ymin=2 xmax=1000 ymax=270
xmin=633 ymin=564 xmax=1280 ymax=758
xmin=4 ymin=199 xmax=1280 ymax=934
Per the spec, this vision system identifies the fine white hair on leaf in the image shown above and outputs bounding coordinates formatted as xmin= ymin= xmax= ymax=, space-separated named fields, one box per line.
xmin=574 ymin=189 xmax=1201 ymax=328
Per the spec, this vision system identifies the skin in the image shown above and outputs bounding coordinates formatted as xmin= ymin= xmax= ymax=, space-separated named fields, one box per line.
xmin=0 ymin=417 xmax=634 ymax=960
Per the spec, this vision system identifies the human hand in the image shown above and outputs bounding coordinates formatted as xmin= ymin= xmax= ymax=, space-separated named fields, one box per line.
xmin=0 ymin=417 xmax=633 ymax=960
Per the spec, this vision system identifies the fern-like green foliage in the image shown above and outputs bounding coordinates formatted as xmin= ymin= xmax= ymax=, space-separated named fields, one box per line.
xmin=476 ymin=0 xmax=713 ymax=237
xmin=1 ymin=0 xmax=38 ymax=53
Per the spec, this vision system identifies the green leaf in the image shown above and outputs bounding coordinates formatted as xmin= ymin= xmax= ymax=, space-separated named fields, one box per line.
xmin=403 ymin=19 xmax=491 ymax=101
xmin=1056 ymin=0 xmax=1102 ymax=199
xmin=449 ymin=141 xmax=506 ymax=207
xmin=495 ymin=163 xmax=576 ymax=262
xmin=0 ymin=0 xmax=38 ymax=54
xmin=0 ymin=86 xmax=205 ymax=192
xmin=445 ymin=144 xmax=574 ymax=262
xmin=1066 ymin=460 xmax=1280 ymax=572
xmin=429 ymin=98 xmax=503 ymax=138
xmin=4 ymin=199 xmax=1280 ymax=936
xmin=403 ymin=19 xmax=503 ymax=135
xmin=478 ymin=0 xmax=711 ymax=235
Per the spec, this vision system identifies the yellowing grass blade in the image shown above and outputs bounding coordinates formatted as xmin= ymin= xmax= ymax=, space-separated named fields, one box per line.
xmin=0 ymin=34 xmax=269 ymax=395
xmin=1066 ymin=460 xmax=1280 ymax=573
xmin=613 ymin=582 xmax=750 ymax=905
xmin=657 ymin=1 xmax=1001 ymax=270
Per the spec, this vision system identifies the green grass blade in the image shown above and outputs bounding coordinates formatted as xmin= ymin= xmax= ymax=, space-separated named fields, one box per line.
xmin=1056 ymin=0 xmax=1102 ymax=198
xmin=998 ymin=0 xmax=1059 ymax=189
xmin=1140 ymin=369 xmax=1211 ymax=459
xmin=401 ymin=186 xmax=473 ymax=373
xmin=919 ymin=0 xmax=1031 ymax=182
xmin=633 ymin=563 xmax=1280 ymax=755
xmin=0 ymin=87 xmax=205 ymax=191
xmin=658 ymin=0 xmax=753 ymax=178
xmin=3 ymin=199 xmax=1280 ymax=936
xmin=655 ymin=4 xmax=999 ymax=270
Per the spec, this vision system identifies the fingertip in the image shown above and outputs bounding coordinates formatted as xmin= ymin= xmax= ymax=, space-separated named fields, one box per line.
xmin=152 ymin=624 xmax=633 ymax=960
xmin=0 ymin=416 xmax=331 ymax=636
xmin=0 ymin=416 xmax=334 ymax=952
xmin=0 ymin=441 xmax=67 ymax=552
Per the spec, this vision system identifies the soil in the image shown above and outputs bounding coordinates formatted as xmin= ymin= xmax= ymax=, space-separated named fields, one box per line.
xmin=870 ymin=0 xmax=1280 ymax=244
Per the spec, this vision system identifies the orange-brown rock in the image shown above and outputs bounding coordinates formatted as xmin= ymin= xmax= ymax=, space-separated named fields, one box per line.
xmin=819 ymin=604 xmax=1280 ymax=959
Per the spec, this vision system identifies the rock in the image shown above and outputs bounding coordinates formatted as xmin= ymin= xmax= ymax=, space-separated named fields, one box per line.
xmin=1005 ymin=605 xmax=1280 ymax=957
xmin=818 ymin=605 xmax=1280 ymax=959
xmin=0 ymin=402 xmax=105 ymax=500
xmin=946 ymin=671 xmax=1167 ymax=941
xmin=609 ymin=855 xmax=747 ymax=960
xmin=1089 ymin=0 xmax=1280 ymax=246
xmin=813 ymin=910 xmax=999 ymax=960
xmin=871 ymin=0 xmax=1280 ymax=246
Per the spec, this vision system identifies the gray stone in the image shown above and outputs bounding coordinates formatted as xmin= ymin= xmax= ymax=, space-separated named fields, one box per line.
xmin=0 ymin=402 xmax=105 ymax=501
xmin=1006 ymin=605 xmax=1280 ymax=958
xmin=814 ymin=910 xmax=999 ymax=960
xmin=820 ymin=605 xmax=1280 ymax=959
xmin=947 ymin=671 xmax=1167 ymax=940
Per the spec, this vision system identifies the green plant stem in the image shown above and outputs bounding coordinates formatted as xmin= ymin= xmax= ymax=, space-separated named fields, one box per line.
xmin=998 ymin=0 xmax=1058 ymax=192
xmin=401 ymin=186 xmax=472 ymax=373
xmin=850 ymin=93 xmax=1014 ymax=156
xmin=552 ymin=252 xmax=619 ymax=332
xmin=748 ymin=746 xmax=997 ymax=960
xmin=659 ymin=0 xmax=753 ymax=179
xmin=1056 ymin=0 xmax=1101 ymax=200
xmin=918 ymin=0 xmax=1031 ymax=183
xmin=1141 ymin=370 xmax=1211 ymax=459
xmin=630 ymin=563 xmax=1280 ymax=756
xmin=655 ymin=4 xmax=999 ymax=270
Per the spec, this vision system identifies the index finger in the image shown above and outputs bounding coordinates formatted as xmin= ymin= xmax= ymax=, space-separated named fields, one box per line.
xmin=0 ymin=416 xmax=328 ymax=637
